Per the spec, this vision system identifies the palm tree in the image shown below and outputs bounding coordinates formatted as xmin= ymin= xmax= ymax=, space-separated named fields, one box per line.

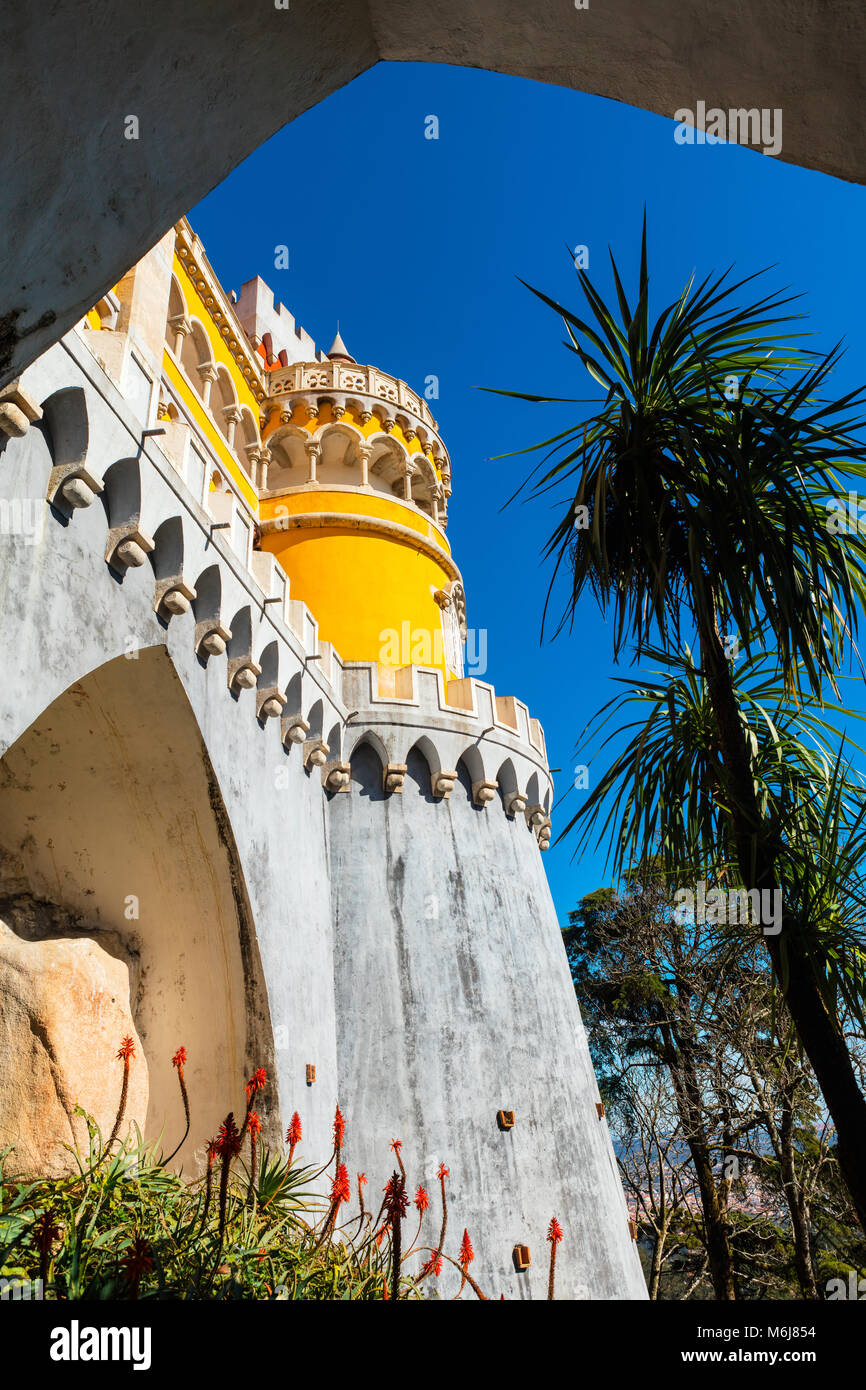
xmin=493 ymin=223 xmax=866 ymax=1231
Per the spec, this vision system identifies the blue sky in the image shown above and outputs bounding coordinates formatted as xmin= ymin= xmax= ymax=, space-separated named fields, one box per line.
xmin=191 ymin=61 xmax=866 ymax=925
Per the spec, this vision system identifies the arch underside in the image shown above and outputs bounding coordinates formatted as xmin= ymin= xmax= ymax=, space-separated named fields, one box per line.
xmin=2 ymin=0 xmax=862 ymax=386
xmin=0 ymin=647 xmax=278 ymax=1166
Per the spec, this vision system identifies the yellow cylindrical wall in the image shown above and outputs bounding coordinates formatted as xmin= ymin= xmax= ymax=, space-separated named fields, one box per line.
xmin=260 ymin=490 xmax=458 ymax=678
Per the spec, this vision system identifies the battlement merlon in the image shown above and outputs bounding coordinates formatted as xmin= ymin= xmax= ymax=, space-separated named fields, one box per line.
xmin=338 ymin=661 xmax=554 ymax=827
xmin=234 ymin=277 xmax=322 ymax=367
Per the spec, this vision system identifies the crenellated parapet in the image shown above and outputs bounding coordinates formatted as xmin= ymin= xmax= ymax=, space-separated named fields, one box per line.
xmin=5 ymin=327 xmax=554 ymax=851
xmin=338 ymin=662 xmax=554 ymax=847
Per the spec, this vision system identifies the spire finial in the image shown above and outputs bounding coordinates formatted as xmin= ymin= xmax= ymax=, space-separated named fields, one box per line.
xmin=327 ymin=327 xmax=355 ymax=364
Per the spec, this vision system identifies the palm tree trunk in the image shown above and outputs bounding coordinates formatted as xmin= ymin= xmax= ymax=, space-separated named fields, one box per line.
xmin=698 ymin=602 xmax=866 ymax=1237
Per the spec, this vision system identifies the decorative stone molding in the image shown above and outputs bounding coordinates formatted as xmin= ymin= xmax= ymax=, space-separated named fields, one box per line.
xmin=168 ymin=312 xmax=191 ymax=357
xmin=323 ymin=759 xmax=351 ymax=792
xmin=503 ymin=790 xmax=528 ymax=819
xmin=156 ymin=579 xmax=196 ymax=619
xmin=525 ymin=803 xmax=546 ymax=830
xmin=195 ymin=620 xmax=232 ymax=659
xmin=537 ymin=816 xmax=552 ymax=851
xmin=228 ymin=657 xmax=261 ymax=693
xmin=282 ymin=715 xmax=310 ymax=747
xmin=303 ymin=738 xmax=329 ymax=770
xmin=431 ymin=769 xmax=458 ymax=800
xmin=257 ymin=685 xmax=286 ymax=720
xmin=107 ymin=526 xmax=155 ymax=574
xmin=0 ymin=381 xmax=42 ymax=437
xmin=472 ymin=780 xmax=498 ymax=808
xmin=382 ymin=762 xmax=408 ymax=794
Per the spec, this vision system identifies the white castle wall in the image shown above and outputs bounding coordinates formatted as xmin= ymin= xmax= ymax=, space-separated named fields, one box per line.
xmin=0 ymin=329 xmax=646 ymax=1297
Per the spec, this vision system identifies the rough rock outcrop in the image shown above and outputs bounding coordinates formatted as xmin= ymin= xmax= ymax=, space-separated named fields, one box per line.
xmin=0 ymin=919 xmax=148 ymax=1177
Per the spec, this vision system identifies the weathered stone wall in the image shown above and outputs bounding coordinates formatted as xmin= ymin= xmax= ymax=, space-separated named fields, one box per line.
xmin=0 ymin=330 xmax=647 ymax=1294
xmin=328 ymin=746 xmax=645 ymax=1298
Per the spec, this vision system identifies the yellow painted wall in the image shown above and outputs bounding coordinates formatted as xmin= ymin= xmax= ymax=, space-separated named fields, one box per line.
xmin=260 ymin=490 xmax=456 ymax=676
xmin=161 ymin=350 xmax=258 ymax=509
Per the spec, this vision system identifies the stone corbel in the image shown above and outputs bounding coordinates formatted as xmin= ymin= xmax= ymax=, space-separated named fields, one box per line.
xmin=472 ymin=780 xmax=499 ymax=809
xmin=525 ymin=803 xmax=546 ymax=830
xmin=228 ymin=652 xmax=262 ymax=693
xmin=154 ymin=577 xmax=196 ymax=619
xmin=282 ymin=715 xmax=310 ymax=747
xmin=303 ymin=738 xmax=330 ymax=771
xmin=195 ymin=620 xmax=232 ymax=659
xmin=432 ymin=769 xmax=458 ymax=800
xmin=383 ymin=763 xmax=408 ymax=794
xmin=257 ymin=685 xmax=287 ymax=720
xmin=537 ymin=815 xmax=552 ymax=851
xmin=503 ymin=791 xmax=528 ymax=819
xmin=0 ymin=381 xmax=42 ymax=438
xmin=107 ymin=526 xmax=155 ymax=575
xmin=323 ymin=760 xmax=351 ymax=792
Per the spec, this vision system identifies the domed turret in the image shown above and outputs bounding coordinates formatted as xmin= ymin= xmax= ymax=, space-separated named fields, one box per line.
xmin=257 ymin=350 xmax=461 ymax=684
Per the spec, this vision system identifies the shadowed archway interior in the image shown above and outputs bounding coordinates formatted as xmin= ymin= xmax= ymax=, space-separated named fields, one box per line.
xmin=0 ymin=645 xmax=277 ymax=1166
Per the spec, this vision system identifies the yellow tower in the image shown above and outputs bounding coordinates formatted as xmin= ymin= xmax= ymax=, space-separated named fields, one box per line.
xmin=257 ymin=333 xmax=465 ymax=688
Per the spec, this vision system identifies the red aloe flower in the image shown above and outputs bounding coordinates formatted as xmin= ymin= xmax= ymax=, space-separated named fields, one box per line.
xmin=286 ymin=1112 xmax=302 ymax=1146
xmin=333 ymin=1104 xmax=346 ymax=1151
xmin=120 ymin=1236 xmax=153 ymax=1298
xmin=547 ymin=1217 xmax=564 ymax=1244
xmin=414 ymin=1185 xmax=429 ymax=1212
xmin=330 ymin=1162 xmax=351 ymax=1205
xmin=459 ymin=1228 xmax=475 ymax=1267
xmin=437 ymin=1163 xmax=449 ymax=1181
xmin=547 ymin=1216 xmax=563 ymax=1300
xmin=244 ymin=1066 xmax=267 ymax=1101
xmin=171 ymin=1046 xmax=187 ymax=1070
xmin=215 ymin=1113 xmax=242 ymax=1159
xmin=32 ymin=1210 xmax=61 ymax=1285
xmin=390 ymin=1138 xmax=402 ymax=1154
xmin=358 ymin=1171 xmax=367 ymax=1186
xmin=420 ymin=1253 xmax=442 ymax=1278
xmin=382 ymin=1172 xmax=409 ymax=1220
xmin=105 ymin=1034 xmax=136 ymax=1156
xmin=248 ymin=1110 xmax=262 ymax=1136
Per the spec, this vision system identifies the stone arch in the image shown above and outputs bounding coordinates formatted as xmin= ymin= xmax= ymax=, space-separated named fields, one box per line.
xmin=348 ymin=737 xmax=386 ymax=802
xmin=263 ymin=424 xmax=307 ymax=489
xmin=366 ymin=433 xmax=408 ymax=497
xmin=316 ymin=420 xmax=365 ymax=486
xmin=405 ymin=742 xmax=434 ymax=800
xmin=181 ymin=318 xmax=213 ymax=396
xmin=0 ymin=645 xmax=276 ymax=1172
xmin=346 ymin=727 xmax=389 ymax=766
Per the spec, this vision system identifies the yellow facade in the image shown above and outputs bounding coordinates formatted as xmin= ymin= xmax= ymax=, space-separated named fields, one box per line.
xmin=91 ymin=220 xmax=461 ymax=683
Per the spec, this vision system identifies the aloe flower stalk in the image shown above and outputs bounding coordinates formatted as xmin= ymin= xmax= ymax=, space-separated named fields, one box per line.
xmin=248 ymin=1110 xmax=262 ymax=1202
xmin=199 ymin=1138 xmax=219 ymax=1234
xmin=286 ymin=1112 xmax=302 ymax=1167
xmin=416 ymin=1162 xmax=448 ymax=1287
xmin=215 ymin=1113 xmax=242 ymax=1242
xmin=383 ymin=1171 xmax=409 ymax=1300
xmin=162 ymin=1046 xmax=190 ymax=1166
xmin=32 ymin=1210 xmax=61 ymax=1286
xmin=547 ymin=1217 xmax=563 ymax=1300
xmin=240 ymin=1067 xmax=267 ymax=1141
xmin=106 ymin=1035 xmax=135 ymax=1155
